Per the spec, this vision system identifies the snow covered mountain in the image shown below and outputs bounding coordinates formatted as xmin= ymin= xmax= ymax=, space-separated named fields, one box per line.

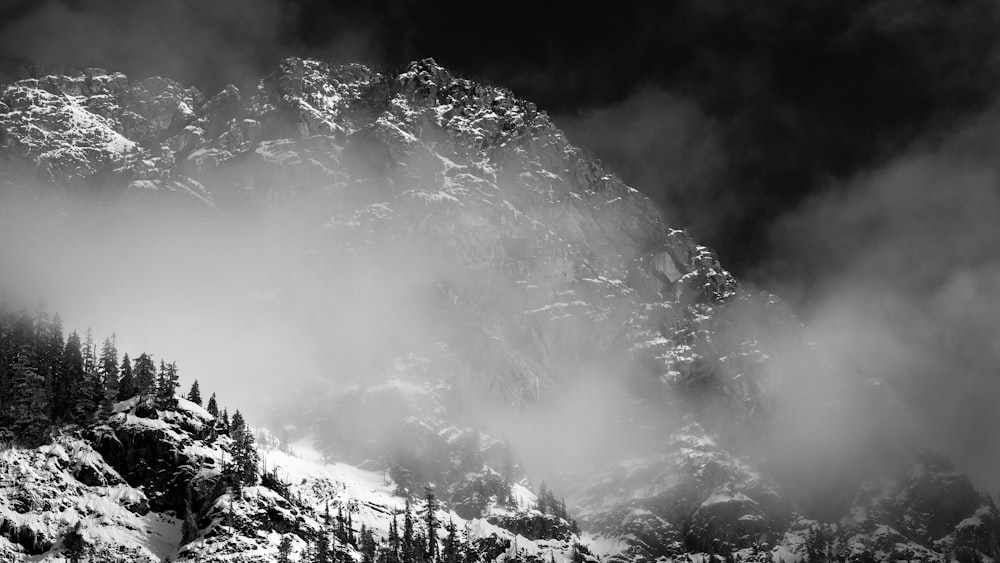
xmin=1 ymin=59 xmax=998 ymax=562
xmin=0 ymin=393 xmax=588 ymax=562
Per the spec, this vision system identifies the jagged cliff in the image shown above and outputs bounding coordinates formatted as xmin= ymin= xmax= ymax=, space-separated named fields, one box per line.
xmin=1 ymin=59 xmax=998 ymax=562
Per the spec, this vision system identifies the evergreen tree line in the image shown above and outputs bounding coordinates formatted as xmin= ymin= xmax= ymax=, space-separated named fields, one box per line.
xmin=536 ymin=481 xmax=571 ymax=523
xmin=0 ymin=304 xmax=193 ymax=446
xmin=292 ymin=486 xmax=484 ymax=563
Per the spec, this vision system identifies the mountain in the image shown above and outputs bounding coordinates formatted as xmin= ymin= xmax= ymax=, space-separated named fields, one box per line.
xmin=0 ymin=388 xmax=585 ymax=562
xmin=1 ymin=59 xmax=998 ymax=563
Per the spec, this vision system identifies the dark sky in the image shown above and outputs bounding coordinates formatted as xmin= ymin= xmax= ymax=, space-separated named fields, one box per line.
xmin=1 ymin=0 xmax=999 ymax=295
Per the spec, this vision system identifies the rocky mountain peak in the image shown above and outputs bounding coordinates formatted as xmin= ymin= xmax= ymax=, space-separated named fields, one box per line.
xmin=1 ymin=58 xmax=997 ymax=563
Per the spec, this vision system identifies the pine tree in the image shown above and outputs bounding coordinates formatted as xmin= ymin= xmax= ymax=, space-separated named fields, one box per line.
xmin=38 ymin=313 xmax=64 ymax=420
xmin=117 ymin=354 xmax=134 ymax=400
xmin=337 ymin=507 xmax=347 ymax=542
xmin=424 ymin=486 xmax=439 ymax=562
xmin=442 ymin=520 xmax=461 ymax=563
xmin=231 ymin=410 xmax=245 ymax=435
xmin=403 ymin=498 xmax=415 ymax=563
xmin=227 ymin=411 xmax=258 ymax=487
xmin=360 ymin=524 xmax=377 ymax=563
xmin=206 ymin=392 xmax=219 ymax=416
xmin=187 ymin=380 xmax=202 ymax=405
xmin=132 ymin=353 xmax=156 ymax=396
xmin=221 ymin=409 xmax=230 ymax=434
xmin=388 ymin=512 xmax=401 ymax=563
xmin=10 ymin=348 xmax=49 ymax=445
xmin=82 ymin=328 xmax=96 ymax=378
xmin=537 ymin=482 xmax=550 ymax=514
xmin=155 ymin=360 xmax=179 ymax=409
xmin=98 ymin=336 xmax=119 ymax=414
xmin=60 ymin=331 xmax=84 ymax=421
xmin=69 ymin=332 xmax=100 ymax=424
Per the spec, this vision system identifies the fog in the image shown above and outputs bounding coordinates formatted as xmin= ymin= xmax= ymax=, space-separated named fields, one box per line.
xmin=552 ymin=59 xmax=1000 ymax=498
xmin=766 ymin=150 xmax=1000 ymax=492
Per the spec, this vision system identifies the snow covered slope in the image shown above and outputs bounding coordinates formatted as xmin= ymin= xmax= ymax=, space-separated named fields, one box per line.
xmin=0 ymin=397 xmax=597 ymax=562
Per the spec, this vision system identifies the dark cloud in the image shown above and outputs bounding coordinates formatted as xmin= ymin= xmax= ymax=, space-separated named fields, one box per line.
xmin=542 ymin=0 xmax=1000 ymax=276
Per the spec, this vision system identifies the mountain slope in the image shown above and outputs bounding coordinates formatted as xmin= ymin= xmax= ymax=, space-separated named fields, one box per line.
xmin=0 ymin=393 xmax=591 ymax=561
xmin=1 ymin=59 xmax=998 ymax=563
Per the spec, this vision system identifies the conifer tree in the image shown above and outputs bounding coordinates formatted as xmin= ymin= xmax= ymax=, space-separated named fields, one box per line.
xmin=157 ymin=360 xmax=168 ymax=403
xmin=501 ymin=440 xmax=515 ymax=505
xmin=388 ymin=512 xmax=401 ymax=563
xmin=442 ymin=520 xmax=461 ymax=563
xmin=187 ymin=380 xmax=202 ymax=405
xmin=98 ymin=336 xmax=119 ymax=404
xmin=60 ymin=331 xmax=84 ymax=421
xmin=424 ymin=486 xmax=439 ymax=562
xmin=221 ymin=409 xmax=230 ymax=434
xmin=10 ymin=348 xmax=49 ymax=445
xmin=33 ymin=302 xmax=48 ymax=347
xmin=403 ymin=498 xmax=415 ymax=563
xmin=38 ymin=313 xmax=64 ymax=419
xmin=74 ymin=372 xmax=102 ymax=423
xmin=226 ymin=411 xmax=258 ymax=486
xmin=206 ymin=392 xmax=219 ymax=416
xmin=155 ymin=360 xmax=179 ymax=409
xmin=231 ymin=410 xmax=245 ymax=435
xmin=132 ymin=353 xmax=156 ymax=396
xmin=360 ymin=524 xmax=377 ymax=563
xmin=70 ymin=334 xmax=102 ymax=424
xmin=537 ymin=482 xmax=550 ymax=514
xmin=82 ymin=328 xmax=96 ymax=377
xmin=117 ymin=354 xmax=134 ymax=401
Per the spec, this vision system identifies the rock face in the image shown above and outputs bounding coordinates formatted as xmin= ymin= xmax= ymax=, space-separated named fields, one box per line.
xmin=0 ymin=396 xmax=590 ymax=562
xmin=1 ymin=59 xmax=998 ymax=562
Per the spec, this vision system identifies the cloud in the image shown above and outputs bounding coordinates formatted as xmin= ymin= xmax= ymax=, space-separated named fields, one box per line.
xmin=765 ymin=145 xmax=1000 ymax=491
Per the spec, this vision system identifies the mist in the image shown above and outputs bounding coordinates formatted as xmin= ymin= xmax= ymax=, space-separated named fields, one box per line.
xmin=764 ymin=149 xmax=1000 ymax=493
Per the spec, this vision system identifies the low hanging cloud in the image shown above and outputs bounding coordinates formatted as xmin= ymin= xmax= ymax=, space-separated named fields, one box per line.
xmin=765 ymin=135 xmax=1000 ymax=491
